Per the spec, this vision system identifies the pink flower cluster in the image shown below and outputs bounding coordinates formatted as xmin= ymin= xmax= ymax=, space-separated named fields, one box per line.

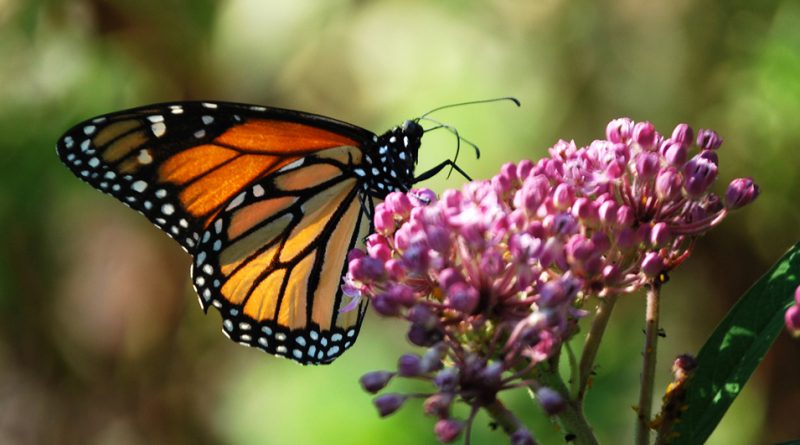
xmin=344 ymin=118 xmax=758 ymax=443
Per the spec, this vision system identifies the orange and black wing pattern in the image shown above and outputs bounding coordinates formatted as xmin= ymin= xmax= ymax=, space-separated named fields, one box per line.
xmin=56 ymin=101 xmax=424 ymax=364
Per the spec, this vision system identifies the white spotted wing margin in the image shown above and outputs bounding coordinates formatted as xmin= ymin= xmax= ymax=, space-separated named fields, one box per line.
xmin=190 ymin=151 xmax=374 ymax=365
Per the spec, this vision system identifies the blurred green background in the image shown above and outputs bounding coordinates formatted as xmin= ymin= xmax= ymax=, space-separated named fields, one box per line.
xmin=1 ymin=0 xmax=799 ymax=444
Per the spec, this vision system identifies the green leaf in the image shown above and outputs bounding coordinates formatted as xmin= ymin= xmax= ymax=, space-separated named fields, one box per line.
xmin=667 ymin=242 xmax=800 ymax=445
xmin=774 ymin=441 xmax=800 ymax=445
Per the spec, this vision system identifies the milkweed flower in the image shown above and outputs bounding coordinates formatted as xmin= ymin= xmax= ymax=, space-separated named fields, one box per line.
xmin=343 ymin=118 xmax=758 ymax=443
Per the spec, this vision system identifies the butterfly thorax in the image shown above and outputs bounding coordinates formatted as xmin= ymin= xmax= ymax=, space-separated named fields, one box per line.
xmin=358 ymin=120 xmax=423 ymax=199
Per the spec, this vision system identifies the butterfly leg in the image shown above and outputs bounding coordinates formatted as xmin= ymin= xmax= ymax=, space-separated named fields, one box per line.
xmin=414 ymin=160 xmax=473 ymax=183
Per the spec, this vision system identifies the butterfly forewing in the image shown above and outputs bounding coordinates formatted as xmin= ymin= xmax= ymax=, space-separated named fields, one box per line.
xmin=56 ymin=102 xmax=372 ymax=253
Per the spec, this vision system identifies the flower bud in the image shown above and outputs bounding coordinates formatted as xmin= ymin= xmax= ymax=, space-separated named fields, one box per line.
xmin=366 ymin=235 xmax=392 ymax=262
xmin=663 ymin=141 xmax=687 ymax=167
xmin=511 ymin=428 xmax=536 ymax=445
xmin=374 ymin=206 xmax=396 ymax=235
xmin=786 ymin=305 xmax=800 ymax=338
xmin=372 ymin=293 xmax=401 ymax=317
xmin=445 ymin=282 xmax=480 ymax=314
xmin=373 ymin=394 xmax=406 ymax=417
xmin=516 ymin=159 xmax=534 ymax=179
xmin=697 ymin=128 xmax=723 ymax=150
xmin=655 ymin=167 xmax=682 ymax=201
xmin=410 ymin=188 xmax=437 ymax=206
xmin=434 ymin=418 xmax=464 ymax=443
xmin=650 ymin=222 xmax=671 ymax=246
xmin=360 ymin=371 xmax=394 ymax=393
xmin=606 ymin=117 xmax=634 ymax=143
xmin=536 ymin=387 xmax=566 ymax=415
xmin=671 ymin=123 xmax=694 ymax=146
xmin=397 ymin=353 xmax=424 ymax=376
xmin=434 ymin=367 xmax=460 ymax=392
xmin=553 ymin=183 xmax=575 ymax=210
xmin=641 ymin=251 xmax=664 ymax=277
xmin=348 ymin=257 xmax=386 ymax=282
xmin=725 ymin=177 xmax=759 ymax=209
xmin=635 ymin=152 xmax=660 ymax=178
xmin=796 ymin=285 xmax=800 ymax=305
xmin=423 ymin=392 xmax=454 ymax=417
xmin=633 ymin=121 xmax=657 ymax=149
xmin=408 ymin=323 xmax=444 ymax=347
xmin=683 ymin=155 xmax=718 ymax=197
xmin=385 ymin=191 xmax=412 ymax=216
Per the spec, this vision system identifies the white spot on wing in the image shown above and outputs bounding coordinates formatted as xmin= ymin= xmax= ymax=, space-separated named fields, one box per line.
xmin=253 ymin=184 xmax=265 ymax=197
xmin=132 ymin=180 xmax=147 ymax=193
xmin=138 ymin=149 xmax=153 ymax=165
xmin=202 ymin=115 xmax=214 ymax=125
xmin=226 ymin=192 xmax=246 ymax=210
xmin=151 ymin=122 xmax=166 ymax=137
xmin=202 ymin=102 xmax=218 ymax=109
xmin=147 ymin=115 xmax=164 ymax=123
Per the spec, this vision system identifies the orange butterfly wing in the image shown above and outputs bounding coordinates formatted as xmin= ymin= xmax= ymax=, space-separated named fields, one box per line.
xmin=57 ymin=102 xmax=392 ymax=364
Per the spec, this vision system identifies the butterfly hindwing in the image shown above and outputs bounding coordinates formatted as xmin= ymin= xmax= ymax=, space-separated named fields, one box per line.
xmin=191 ymin=145 xmax=374 ymax=364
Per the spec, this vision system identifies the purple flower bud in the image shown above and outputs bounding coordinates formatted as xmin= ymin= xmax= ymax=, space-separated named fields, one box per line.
xmin=517 ymin=159 xmax=534 ymax=179
xmin=373 ymin=394 xmax=406 ymax=417
xmin=397 ymin=353 xmax=424 ymax=376
xmin=386 ymin=284 xmax=416 ymax=307
xmin=445 ymin=282 xmax=480 ymax=314
xmin=510 ymin=428 xmax=536 ymax=445
xmin=402 ymin=244 xmax=430 ymax=274
xmin=635 ymin=152 xmax=660 ymax=179
xmin=553 ymin=183 xmax=575 ymax=210
xmin=683 ymin=155 xmax=718 ymax=197
xmin=655 ymin=167 xmax=682 ymax=201
xmin=633 ymin=121 xmax=657 ymax=149
xmin=366 ymin=235 xmax=392 ymax=262
xmin=407 ymin=304 xmax=438 ymax=328
xmin=426 ymin=226 xmax=452 ymax=253
xmin=697 ymin=128 xmax=723 ymax=150
xmin=796 ymin=285 xmax=800 ymax=305
xmin=360 ymin=371 xmax=394 ymax=393
xmin=606 ymin=117 xmax=634 ymax=143
xmin=616 ymin=205 xmax=634 ymax=227
xmin=349 ymin=257 xmax=386 ymax=282
xmin=501 ymin=161 xmax=518 ymax=184
xmin=408 ymin=322 xmax=444 ymax=347
xmin=434 ymin=367 xmax=459 ymax=392
xmin=479 ymin=361 xmax=504 ymax=388
xmin=671 ymin=123 xmax=694 ymax=147
xmin=421 ymin=343 xmax=447 ymax=372
xmin=434 ymin=418 xmax=463 ymax=443
xmin=372 ymin=293 xmax=401 ymax=317
xmin=423 ymin=393 xmax=454 ymax=417
xmin=394 ymin=225 xmax=412 ymax=252
xmin=698 ymin=148 xmax=719 ymax=165
xmin=536 ymin=387 xmax=566 ymax=415
xmin=663 ymin=141 xmax=687 ymax=167
xmin=374 ymin=206 xmax=395 ymax=235
xmin=602 ymin=264 xmax=622 ymax=284
xmin=598 ymin=200 xmax=618 ymax=226
xmin=385 ymin=191 xmax=413 ymax=216
xmin=650 ymin=222 xmax=671 ymax=246
xmin=385 ymin=259 xmax=406 ymax=280
xmin=539 ymin=280 xmax=566 ymax=307
xmin=785 ymin=305 xmax=800 ymax=338
xmin=725 ymin=177 xmax=759 ymax=209
xmin=641 ymin=251 xmax=664 ymax=277
xmin=410 ymin=188 xmax=437 ymax=206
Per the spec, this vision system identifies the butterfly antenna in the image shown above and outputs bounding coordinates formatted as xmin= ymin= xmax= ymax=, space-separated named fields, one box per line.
xmin=418 ymin=96 xmax=520 ymax=120
xmin=419 ymin=117 xmax=482 ymax=179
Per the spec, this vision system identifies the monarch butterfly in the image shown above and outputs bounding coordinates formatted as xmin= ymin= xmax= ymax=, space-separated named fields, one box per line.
xmin=56 ymin=100 xmax=508 ymax=365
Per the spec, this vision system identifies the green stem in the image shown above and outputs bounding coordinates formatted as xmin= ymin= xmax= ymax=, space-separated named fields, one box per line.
xmin=534 ymin=364 xmax=599 ymax=445
xmin=578 ymin=293 xmax=619 ymax=400
xmin=635 ymin=281 xmax=662 ymax=445
xmin=483 ymin=399 xmax=533 ymax=442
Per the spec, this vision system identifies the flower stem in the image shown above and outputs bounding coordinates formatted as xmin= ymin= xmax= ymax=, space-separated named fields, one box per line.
xmin=578 ymin=293 xmax=618 ymax=400
xmin=635 ymin=280 xmax=662 ymax=445
xmin=534 ymin=365 xmax=599 ymax=445
xmin=484 ymin=399 xmax=534 ymax=443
